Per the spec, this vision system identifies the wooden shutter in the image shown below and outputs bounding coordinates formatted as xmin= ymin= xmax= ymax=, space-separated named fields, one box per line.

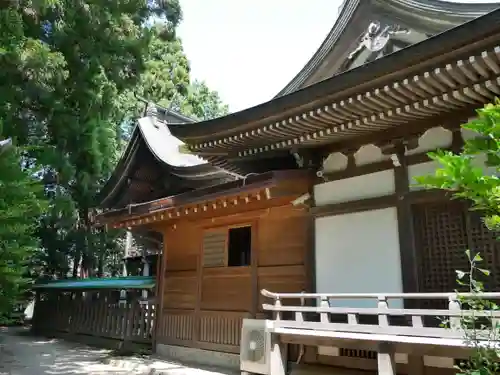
xmin=202 ymin=230 xmax=227 ymax=268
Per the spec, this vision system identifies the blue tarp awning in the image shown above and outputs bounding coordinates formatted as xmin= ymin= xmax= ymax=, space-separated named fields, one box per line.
xmin=32 ymin=276 xmax=155 ymax=290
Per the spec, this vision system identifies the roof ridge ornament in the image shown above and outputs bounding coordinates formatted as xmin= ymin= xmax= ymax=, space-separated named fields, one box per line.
xmin=145 ymin=103 xmax=162 ymax=129
xmin=146 ymin=102 xmax=158 ymax=117
xmin=0 ymin=138 xmax=12 ymax=155
xmin=347 ymin=21 xmax=410 ymax=61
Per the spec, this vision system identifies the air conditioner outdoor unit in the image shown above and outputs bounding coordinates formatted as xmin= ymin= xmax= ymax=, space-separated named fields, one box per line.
xmin=240 ymin=318 xmax=273 ymax=375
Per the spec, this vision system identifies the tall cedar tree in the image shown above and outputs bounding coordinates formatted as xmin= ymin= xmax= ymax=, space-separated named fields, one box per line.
xmin=0 ymin=1 xmax=180 ymax=278
xmin=0 ymin=146 xmax=46 ymax=322
xmin=0 ymin=0 xmax=229 ymax=286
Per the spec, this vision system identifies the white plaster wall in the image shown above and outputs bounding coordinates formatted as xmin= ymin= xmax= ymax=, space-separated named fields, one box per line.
xmin=407 ymin=161 xmax=441 ymax=191
xmin=408 ymin=158 xmax=498 ymax=191
xmin=315 ymin=207 xmax=403 ymax=309
xmin=314 ymin=170 xmax=395 ymax=206
xmin=406 ymin=127 xmax=452 ymax=156
xmin=354 ymin=144 xmax=389 ymax=166
xmin=407 ymin=125 xmax=499 ymax=190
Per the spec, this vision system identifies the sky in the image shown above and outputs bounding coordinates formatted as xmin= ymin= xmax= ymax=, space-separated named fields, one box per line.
xmin=177 ymin=0 xmax=343 ymax=112
xmin=177 ymin=0 xmax=500 ymax=113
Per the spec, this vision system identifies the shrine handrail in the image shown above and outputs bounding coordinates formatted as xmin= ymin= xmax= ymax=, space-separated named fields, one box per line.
xmin=260 ymin=289 xmax=500 ymax=300
xmin=260 ymin=289 xmax=500 ymax=343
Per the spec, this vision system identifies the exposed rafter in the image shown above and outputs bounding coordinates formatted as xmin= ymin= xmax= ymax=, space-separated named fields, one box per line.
xmin=212 ymin=46 xmax=500 ymax=157
xmin=96 ymin=170 xmax=311 ymax=228
xmin=165 ymin=10 xmax=500 ymax=181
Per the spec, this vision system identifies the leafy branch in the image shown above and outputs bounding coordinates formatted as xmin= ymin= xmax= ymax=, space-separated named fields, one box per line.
xmin=453 ymin=251 xmax=499 ymax=375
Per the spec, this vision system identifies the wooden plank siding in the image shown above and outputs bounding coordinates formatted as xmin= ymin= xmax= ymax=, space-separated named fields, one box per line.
xmin=156 ymin=202 xmax=310 ymax=354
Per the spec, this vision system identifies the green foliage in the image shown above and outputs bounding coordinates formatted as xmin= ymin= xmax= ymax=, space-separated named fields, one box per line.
xmin=0 ymin=0 xmax=229 ymax=309
xmin=118 ymin=26 xmax=230 ymax=129
xmin=164 ymin=80 xmax=230 ymax=121
xmin=452 ymin=252 xmax=499 ymax=375
xmin=416 ymin=101 xmax=500 ymax=374
xmin=0 ymin=146 xmax=46 ymax=322
xmin=415 ymin=101 xmax=500 ymax=230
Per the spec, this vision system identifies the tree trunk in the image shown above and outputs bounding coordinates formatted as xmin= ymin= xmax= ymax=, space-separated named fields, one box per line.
xmin=97 ymin=253 xmax=104 ymax=277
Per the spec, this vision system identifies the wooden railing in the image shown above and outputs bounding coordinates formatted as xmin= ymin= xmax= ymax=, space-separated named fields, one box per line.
xmin=261 ymin=290 xmax=500 ymax=375
xmin=33 ymin=295 xmax=155 ymax=346
xmin=157 ymin=309 xmax=248 ymax=353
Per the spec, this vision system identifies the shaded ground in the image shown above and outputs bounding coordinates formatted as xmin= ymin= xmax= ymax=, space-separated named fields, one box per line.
xmin=0 ymin=327 xmax=236 ymax=375
xmin=0 ymin=327 xmax=132 ymax=375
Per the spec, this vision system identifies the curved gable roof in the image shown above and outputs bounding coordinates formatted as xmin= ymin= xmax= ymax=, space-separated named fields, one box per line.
xmin=165 ymin=8 xmax=500 ymax=144
xmin=276 ymin=0 xmax=500 ymax=97
xmin=98 ymin=110 xmax=233 ymax=209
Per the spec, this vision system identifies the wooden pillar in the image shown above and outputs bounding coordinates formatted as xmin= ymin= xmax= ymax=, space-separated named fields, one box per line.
xmin=193 ymin=227 xmax=203 ymax=345
xmin=152 ymin=235 xmax=167 ymax=352
xmin=377 ymin=342 xmax=396 ymax=375
xmin=250 ymin=219 xmax=259 ymax=318
xmin=269 ymin=334 xmax=288 ymax=375
xmin=141 ymin=250 xmax=150 ymax=300
xmin=31 ymin=291 xmax=41 ymax=332
xmin=120 ymin=230 xmax=132 ymax=304
xmin=306 ymin=187 xmax=316 ymax=294
xmin=393 ymin=146 xmax=419 ymax=298
xmin=408 ymin=355 xmax=425 ymax=375
xmin=121 ymin=297 xmax=137 ymax=351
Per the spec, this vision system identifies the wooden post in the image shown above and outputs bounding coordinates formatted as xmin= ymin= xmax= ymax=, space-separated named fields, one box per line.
xmin=449 ymin=296 xmax=461 ymax=331
xmin=31 ymin=291 xmax=41 ymax=333
xmin=152 ymin=241 xmax=167 ymax=352
xmin=141 ymin=246 xmax=150 ymax=300
xmin=269 ymin=334 xmax=288 ymax=375
xmin=393 ymin=144 xmax=420 ymax=307
xmin=151 ymin=254 xmax=161 ymax=350
xmin=408 ymin=354 xmax=425 ymax=375
xmin=320 ymin=296 xmax=330 ymax=324
xmin=378 ymin=296 xmax=389 ymax=327
xmin=122 ymin=298 xmax=137 ymax=351
xmin=120 ymin=230 xmax=132 ymax=304
xmin=378 ymin=342 xmax=396 ymax=375
xmin=250 ymin=219 xmax=259 ymax=318
xmin=274 ymin=297 xmax=282 ymax=321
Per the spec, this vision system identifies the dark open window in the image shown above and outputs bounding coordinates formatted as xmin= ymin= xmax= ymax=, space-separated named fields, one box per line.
xmin=227 ymin=226 xmax=252 ymax=267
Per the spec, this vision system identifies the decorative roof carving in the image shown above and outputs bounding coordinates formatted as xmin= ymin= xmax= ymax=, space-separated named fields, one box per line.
xmin=347 ymin=21 xmax=410 ymax=60
xmin=276 ymin=0 xmax=500 ymax=97
xmin=0 ymin=138 xmax=12 ymax=155
xmin=340 ymin=21 xmax=412 ymax=71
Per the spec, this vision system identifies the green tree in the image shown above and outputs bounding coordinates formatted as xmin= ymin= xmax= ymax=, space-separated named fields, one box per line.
xmin=115 ymin=24 xmax=191 ymax=133
xmin=416 ymin=102 xmax=500 ymax=375
xmin=118 ymin=27 xmax=229 ymax=131
xmin=416 ymin=101 xmax=500 ymax=230
xmin=0 ymin=0 xmax=228 ymax=283
xmin=0 ymin=0 xmax=182 ymax=279
xmin=165 ymin=80 xmax=230 ymax=121
xmin=0 ymin=145 xmax=46 ymax=322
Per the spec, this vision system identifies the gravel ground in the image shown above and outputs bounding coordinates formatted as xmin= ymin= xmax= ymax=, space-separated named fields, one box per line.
xmin=0 ymin=327 xmax=132 ymax=375
xmin=0 ymin=327 xmax=236 ymax=375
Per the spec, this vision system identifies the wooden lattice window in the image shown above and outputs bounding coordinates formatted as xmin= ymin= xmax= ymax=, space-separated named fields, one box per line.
xmin=413 ymin=201 xmax=500 ymax=296
xmin=202 ymin=230 xmax=227 ymax=268
xmin=202 ymin=226 xmax=252 ymax=268
xmin=467 ymin=211 xmax=500 ymax=290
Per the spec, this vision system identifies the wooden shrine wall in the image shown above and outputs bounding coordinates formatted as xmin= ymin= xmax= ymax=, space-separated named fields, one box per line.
xmin=156 ymin=203 xmax=310 ymax=354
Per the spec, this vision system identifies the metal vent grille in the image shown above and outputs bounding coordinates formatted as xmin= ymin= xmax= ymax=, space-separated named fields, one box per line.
xmin=241 ymin=328 xmax=267 ymax=364
xmin=340 ymin=348 xmax=377 ymax=359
